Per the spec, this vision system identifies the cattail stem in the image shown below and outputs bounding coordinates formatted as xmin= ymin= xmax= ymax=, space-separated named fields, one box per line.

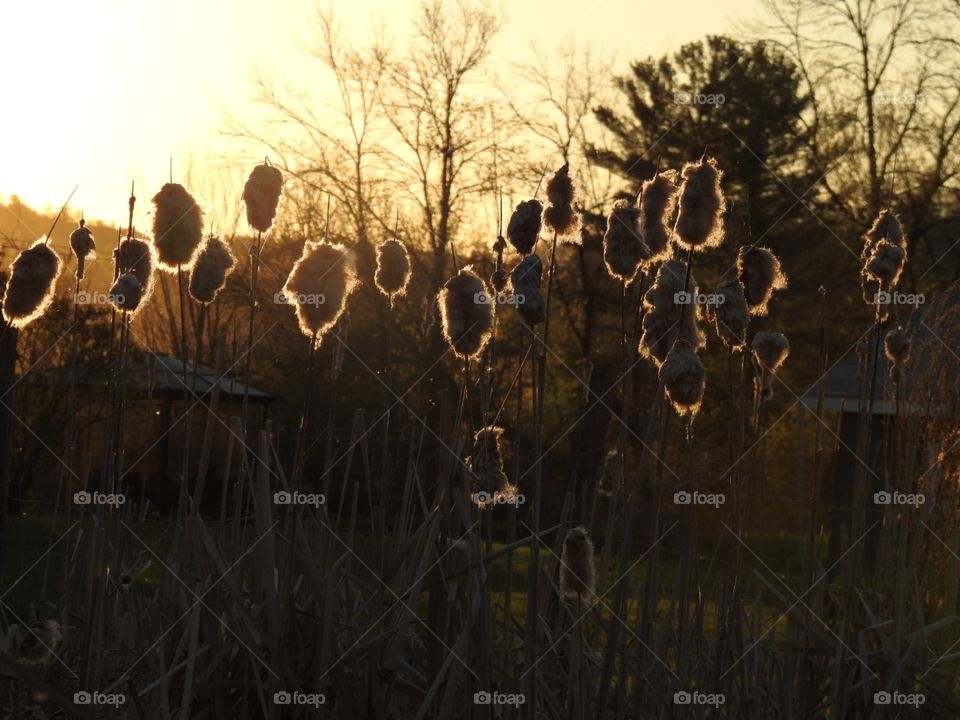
xmin=240 ymin=232 xmax=263 ymax=434
xmin=177 ymin=265 xmax=192 ymax=523
xmin=293 ymin=333 xmax=319 ymax=486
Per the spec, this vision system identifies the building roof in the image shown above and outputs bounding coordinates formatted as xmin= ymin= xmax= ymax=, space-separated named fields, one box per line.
xmin=135 ymin=353 xmax=275 ymax=402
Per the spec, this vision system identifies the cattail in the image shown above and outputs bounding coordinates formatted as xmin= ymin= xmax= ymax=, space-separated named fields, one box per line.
xmin=736 ymin=246 xmax=787 ymax=316
xmin=861 ymin=209 xmax=907 ymax=308
xmin=189 ymin=236 xmax=236 ymax=304
xmin=639 ymin=170 xmax=679 ymax=262
xmin=542 ymin=163 xmax=582 ymax=243
xmin=151 ymin=183 xmax=205 ymax=271
xmin=884 ymin=326 xmax=910 ymax=384
xmin=438 ymin=266 xmax=496 ymax=359
xmin=469 ymin=425 xmax=512 ymax=509
xmin=603 ymin=200 xmax=650 ymax=283
xmin=710 ymin=277 xmax=750 ymax=350
xmin=2 ymin=240 xmax=62 ymax=328
xmin=110 ymin=273 xmax=142 ymax=313
xmin=16 ymin=620 xmax=62 ymax=666
xmin=865 ymin=241 xmax=906 ymax=293
xmin=639 ymin=259 xmax=705 ymax=366
xmin=374 ymin=238 xmax=411 ymax=302
xmin=863 ymin=208 xmax=906 ymax=253
xmin=674 ymin=156 xmax=725 ymax=251
xmin=283 ymin=240 xmax=358 ymax=345
xmin=243 ymin=162 xmax=284 ymax=234
xmin=69 ymin=219 xmax=96 ymax=280
xmin=510 ymin=254 xmax=546 ymax=326
xmin=752 ymin=331 xmax=790 ymax=400
xmin=490 ymin=268 xmax=508 ymax=292
xmin=507 ymin=199 xmax=543 ymax=255
xmin=559 ymin=526 xmax=595 ymax=600
xmin=597 ymin=449 xmax=619 ymax=499
xmin=659 ymin=341 xmax=706 ymax=416
xmin=117 ymin=238 xmax=156 ymax=310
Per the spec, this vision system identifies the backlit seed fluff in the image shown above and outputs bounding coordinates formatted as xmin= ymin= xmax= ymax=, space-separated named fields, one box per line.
xmin=559 ymin=526 xmax=595 ymax=601
xmin=16 ymin=620 xmax=62 ymax=666
xmin=469 ymin=425 xmax=509 ymax=509
xmin=510 ymin=254 xmax=546 ymax=326
xmin=884 ymin=326 xmax=910 ymax=384
xmin=736 ymin=246 xmax=787 ymax=316
xmin=507 ymin=199 xmax=543 ymax=255
xmin=2 ymin=239 xmax=62 ymax=328
xmin=865 ymin=240 xmax=906 ymax=292
xmin=639 ymin=259 xmax=705 ymax=366
xmin=69 ymin=220 xmax=96 ymax=280
xmin=603 ymin=200 xmax=651 ymax=283
xmin=597 ymin=450 xmax=619 ymax=499
xmin=490 ymin=268 xmax=508 ymax=293
xmin=863 ymin=208 xmax=906 ymax=253
xmin=543 ymin=163 xmax=582 ymax=243
xmin=861 ymin=209 xmax=908 ymax=309
xmin=151 ymin=183 xmax=205 ymax=271
xmin=189 ymin=235 xmax=237 ymax=304
xmin=243 ymin=163 xmax=284 ymax=234
xmin=674 ymin=157 xmax=725 ymax=251
xmin=283 ymin=241 xmax=358 ymax=345
xmin=374 ymin=238 xmax=411 ymax=302
xmin=639 ymin=170 xmax=679 ymax=262
xmin=118 ymin=238 xmax=156 ymax=309
xmin=659 ymin=341 xmax=706 ymax=417
xmin=110 ymin=273 xmax=143 ymax=313
xmin=752 ymin=332 xmax=790 ymax=401
xmin=710 ymin=277 xmax=750 ymax=350
xmin=438 ymin=266 xmax=496 ymax=360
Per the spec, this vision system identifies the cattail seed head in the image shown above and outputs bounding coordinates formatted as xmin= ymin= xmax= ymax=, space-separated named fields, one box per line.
xmin=639 ymin=259 xmax=705 ymax=366
xmin=603 ymin=200 xmax=651 ymax=283
xmin=151 ymin=183 xmax=205 ymax=271
xmin=16 ymin=620 xmax=62 ymax=666
xmin=468 ymin=425 xmax=510 ymax=509
xmin=2 ymin=240 xmax=61 ymax=328
xmin=710 ymin=277 xmax=750 ymax=350
xmin=243 ymin=163 xmax=284 ymax=234
xmin=69 ymin=219 xmax=96 ymax=280
xmin=110 ymin=273 xmax=143 ymax=313
xmin=752 ymin=331 xmax=790 ymax=400
xmin=283 ymin=240 xmax=358 ymax=345
xmin=674 ymin=156 xmax=725 ymax=251
xmin=884 ymin=326 xmax=910 ymax=384
xmin=863 ymin=209 xmax=906 ymax=253
xmin=490 ymin=268 xmax=508 ymax=292
xmin=597 ymin=449 xmax=619 ymax=499
xmin=865 ymin=240 xmax=906 ymax=292
xmin=543 ymin=163 xmax=582 ymax=243
xmin=507 ymin=199 xmax=543 ymax=255
xmin=438 ymin=266 xmax=496 ymax=359
xmin=736 ymin=246 xmax=787 ymax=316
xmin=374 ymin=238 xmax=411 ymax=301
xmin=510 ymin=254 xmax=546 ymax=326
xmin=659 ymin=341 xmax=706 ymax=416
xmin=117 ymin=238 xmax=156 ymax=311
xmin=189 ymin=235 xmax=236 ymax=304
xmin=639 ymin=170 xmax=679 ymax=262
xmin=559 ymin=526 xmax=595 ymax=600
xmin=861 ymin=210 xmax=908 ymax=309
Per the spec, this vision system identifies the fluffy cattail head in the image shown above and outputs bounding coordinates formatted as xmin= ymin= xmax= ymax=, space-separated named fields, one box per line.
xmin=151 ymin=183 xmax=205 ymax=270
xmin=510 ymin=254 xmax=546 ymax=326
xmin=710 ymin=277 xmax=750 ymax=350
xmin=863 ymin=209 xmax=906 ymax=253
xmin=603 ymin=200 xmax=650 ymax=283
xmin=736 ymin=246 xmax=787 ymax=316
xmin=639 ymin=170 xmax=679 ymax=262
xmin=374 ymin=238 xmax=411 ymax=301
xmin=597 ymin=449 xmax=619 ymax=499
xmin=639 ymin=259 xmax=705 ymax=366
xmin=490 ymin=268 xmax=508 ymax=292
xmin=659 ymin=341 xmax=706 ymax=416
xmin=189 ymin=235 xmax=236 ymax=304
xmin=243 ymin=163 xmax=284 ymax=234
xmin=674 ymin=157 xmax=725 ymax=251
xmin=865 ymin=241 xmax=906 ymax=292
xmin=283 ymin=240 xmax=358 ymax=345
xmin=2 ymin=240 xmax=61 ymax=328
xmin=469 ymin=425 xmax=509 ymax=509
xmin=752 ymin=331 xmax=790 ymax=400
xmin=117 ymin=238 xmax=156 ymax=311
xmin=507 ymin=199 xmax=543 ymax=255
xmin=16 ymin=620 xmax=62 ymax=667
xmin=438 ymin=266 xmax=496 ymax=359
xmin=110 ymin=273 xmax=143 ymax=313
xmin=884 ymin=326 xmax=910 ymax=384
xmin=861 ymin=210 xmax=908 ymax=312
xmin=559 ymin=526 xmax=595 ymax=600
xmin=69 ymin=220 xmax=96 ymax=280
xmin=542 ymin=163 xmax=582 ymax=243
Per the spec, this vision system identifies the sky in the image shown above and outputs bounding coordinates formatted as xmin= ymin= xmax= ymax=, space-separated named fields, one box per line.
xmin=0 ymin=0 xmax=757 ymax=232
